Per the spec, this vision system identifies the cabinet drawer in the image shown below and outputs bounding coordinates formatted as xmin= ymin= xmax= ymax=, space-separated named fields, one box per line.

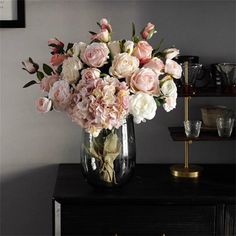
xmin=61 ymin=204 xmax=216 ymax=236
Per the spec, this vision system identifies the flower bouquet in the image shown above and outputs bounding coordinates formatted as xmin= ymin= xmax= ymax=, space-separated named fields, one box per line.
xmin=22 ymin=19 xmax=182 ymax=186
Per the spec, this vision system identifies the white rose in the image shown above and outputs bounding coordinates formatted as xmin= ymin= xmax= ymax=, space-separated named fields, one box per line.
xmin=164 ymin=48 xmax=180 ymax=60
xmin=164 ymin=59 xmax=182 ymax=79
xmin=109 ymin=53 xmax=139 ymax=79
xmin=71 ymin=42 xmax=87 ymax=57
xmin=129 ymin=92 xmax=157 ymax=124
xmin=161 ymin=79 xmax=177 ymax=97
xmin=163 ymin=94 xmax=177 ymax=112
xmin=124 ymin=40 xmax=134 ymax=55
xmin=62 ymin=57 xmax=83 ymax=84
xmin=108 ymin=41 xmax=121 ymax=57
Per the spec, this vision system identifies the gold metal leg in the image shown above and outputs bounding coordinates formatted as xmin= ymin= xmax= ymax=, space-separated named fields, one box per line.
xmin=170 ymin=62 xmax=203 ymax=178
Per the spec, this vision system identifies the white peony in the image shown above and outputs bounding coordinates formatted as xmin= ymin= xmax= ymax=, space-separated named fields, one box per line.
xmin=109 ymin=53 xmax=139 ymax=79
xmin=108 ymin=41 xmax=121 ymax=57
xmin=163 ymin=95 xmax=177 ymax=112
xmin=62 ymin=57 xmax=83 ymax=84
xmin=129 ymin=92 xmax=157 ymax=124
xmin=124 ymin=40 xmax=134 ymax=55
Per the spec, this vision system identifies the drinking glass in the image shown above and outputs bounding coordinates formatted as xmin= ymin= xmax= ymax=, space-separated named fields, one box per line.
xmin=216 ymin=117 xmax=234 ymax=137
xmin=184 ymin=120 xmax=202 ymax=138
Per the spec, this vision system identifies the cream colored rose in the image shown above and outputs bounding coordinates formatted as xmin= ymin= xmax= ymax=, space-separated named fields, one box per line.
xmin=164 ymin=48 xmax=180 ymax=60
xmin=108 ymin=41 xmax=121 ymax=57
xmin=129 ymin=92 xmax=157 ymax=124
xmin=72 ymin=42 xmax=87 ymax=57
xmin=161 ymin=78 xmax=177 ymax=97
xmin=62 ymin=57 xmax=83 ymax=84
xmin=164 ymin=59 xmax=182 ymax=79
xmin=109 ymin=53 xmax=139 ymax=79
xmin=124 ymin=41 xmax=134 ymax=55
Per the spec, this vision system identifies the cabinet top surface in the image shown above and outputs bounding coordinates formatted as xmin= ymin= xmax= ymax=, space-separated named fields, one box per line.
xmin=53 ymin=164 xmax=236 ymax=203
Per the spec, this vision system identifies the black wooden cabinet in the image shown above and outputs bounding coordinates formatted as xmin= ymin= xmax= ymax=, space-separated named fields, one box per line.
xmin=53 ymin=164 xmax=236 ymax=236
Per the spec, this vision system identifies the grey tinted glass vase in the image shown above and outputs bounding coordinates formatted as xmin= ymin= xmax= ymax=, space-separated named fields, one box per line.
xmin=80 ymin=115 xmax=136 ymax=188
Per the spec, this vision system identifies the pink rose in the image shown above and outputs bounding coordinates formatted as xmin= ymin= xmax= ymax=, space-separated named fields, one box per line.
xmin=48 ymin=38 xmax=64 ymax=54
xmin=35 ymin=97 xmax=52 ymax=113
xmin=164 ymin=59 xmax=182 ymax=79
xmin=132 ymin=40 xmax=153 ymax=64
xmin=100 ymin=18 xmax=112 ymax=32
xmin=81 ymin=42 xmax=109 ymax=68
xmin=91 ymin=29 xmax=110 ymax=42
xmin=49 ymin=80 xmax=71 ymax=111
xmin=143 ymin=57 xmax=164 ymax=75
xmin=129 ymin=68 xmax=160 ymax=95
xmin=50 ymin=54 xmax=67 ymax=67
xmin=81 ymin=68 xmax=101 ymax=81
xmin=22 ymin=57 xmax=39 ymax=74
xmin=40 ymin=74 xmax=59 ymax=92
xmin=141 ymin=22 xmax=156 ymax=40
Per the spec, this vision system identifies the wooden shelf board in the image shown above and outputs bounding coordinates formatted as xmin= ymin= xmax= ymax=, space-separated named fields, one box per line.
xmin=168 ymin=127 xmax=236 ymax=141
xmin=177 ymin=87 xmax=236 ymax=97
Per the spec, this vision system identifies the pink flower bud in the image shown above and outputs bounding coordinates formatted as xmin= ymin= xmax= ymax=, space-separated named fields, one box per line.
xmin=22 ymin=58 xmax=39 ymax=74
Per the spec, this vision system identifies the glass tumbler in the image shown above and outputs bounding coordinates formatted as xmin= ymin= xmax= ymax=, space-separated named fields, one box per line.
xmin=184 ymin=120 xmax=202 ymax=138
xmin=216 ymin=117 xmax=234 ymax=137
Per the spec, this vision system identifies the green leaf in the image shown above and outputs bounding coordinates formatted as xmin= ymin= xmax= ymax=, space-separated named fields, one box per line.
xmin=132 ymin=35 xmax=140 ymax=44
xmin=146 ymin=29 xmax=157 ymax=40
xmin=89 ymin=31 xmax=97 ymax=35
xmin=56 ymin=64 xmax=63 ymax=75
xmin=154 ymin=97 xmax=165 ymax=107
xmin=97 ymin=22 xmax=101 ymax=28
xmin=43 ymin=64 xmax=53 ymax=76
xmin=66 ymin=43 xmax=74 ymax=52
xmin=132 ymin=22 xmax=136 ymax=37
xmin=155 ymin=38 xmax=164 ymax=51
xmin=23 ymin=80 xmax=38 ymax=88
xmin=37 ymin=71 xmax=44 ymax=81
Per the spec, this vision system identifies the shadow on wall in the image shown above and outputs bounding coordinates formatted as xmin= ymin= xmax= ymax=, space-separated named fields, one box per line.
xmin=1 ymin=165 xmax=58 ymax=236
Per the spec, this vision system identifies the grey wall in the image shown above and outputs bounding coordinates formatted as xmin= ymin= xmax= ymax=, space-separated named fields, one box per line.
xmin=0 ymin=0 xmax=235 ymax=235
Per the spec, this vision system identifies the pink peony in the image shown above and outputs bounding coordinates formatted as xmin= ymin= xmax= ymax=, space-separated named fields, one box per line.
xmin=40 ymin=74 xmax=59 ymax=92
xmin=81 ymin=42 xmax=109 ymax=68
xmin=141 ymin=22 xmax=156 ymax=40
xmin=143 ymin=57 xmax=164 ymax=75
xmin=49 ymin=80 xmax=71 ymax=111
xmin=50 ymin=54 xmax=67 ymax=67
xmin=132 ymin=40 xmax=153 ymax=64
xmin=129 ymin=68 xmax=160 ymax=95
xmin=35 ymin=97 xmax=52 ymax=113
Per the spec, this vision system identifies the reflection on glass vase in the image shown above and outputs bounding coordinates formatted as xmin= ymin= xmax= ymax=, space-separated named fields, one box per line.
xmin=80 ymin=115 xmax=136 ymax=188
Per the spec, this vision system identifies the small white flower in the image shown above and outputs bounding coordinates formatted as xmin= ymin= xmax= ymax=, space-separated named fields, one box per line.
xmin=129 ymin=92 xmax=157 ymax=124
xmin=161 ymin=79 xmax=177 ymax=97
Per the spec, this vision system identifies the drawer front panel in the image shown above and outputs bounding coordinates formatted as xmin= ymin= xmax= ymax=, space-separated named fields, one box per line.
xmin=61 ymin=204 xmax=216 ymax=236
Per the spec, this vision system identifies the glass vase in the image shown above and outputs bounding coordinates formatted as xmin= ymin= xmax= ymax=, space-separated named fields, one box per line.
xmin=80 ymin=115 xmax=136 ymax=188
